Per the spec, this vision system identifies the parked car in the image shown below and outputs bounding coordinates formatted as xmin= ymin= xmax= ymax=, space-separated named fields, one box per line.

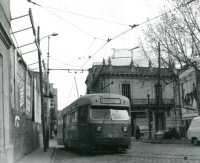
xmin=187 ymin=116 xmax=200 ymax=146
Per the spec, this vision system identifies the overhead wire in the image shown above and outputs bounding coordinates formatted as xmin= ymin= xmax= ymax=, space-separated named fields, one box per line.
xmin=50 ymin=56 xmax=81 ymax=68
xmin=79 ymin=25 xmax=139 ymax=68
xmin=48 ymin=42 xmax=101 ymax=69
xmin=27 ymin=0 xmax=138 ymax=68
xmin=75 ymin=5 xmax=182 ymax=68
xmin=138 ymin=0 xmax=196 ymax=26
xmin=27 ymin=0 xmax=197 ymax=69
xmin=70 ymin=37 xmax=97 ymax=64
xmin=42 ymin=5 xmax=129 ymax=27
xmin=28 ymin=1 xmax=107 ymax=41
xmin=80 ymin=40 xmax=109 ymax=68
xmin=26 ymin=0 xmax=197 ymax=103
xmin=83 ymin=37 xmax=96 ymax=59
xmin=74 ymin=0 xmax=197 ymax=68
xmin=66 ymin=75 xmax=75 ymax=104
xmin=43 ymin=7 xmax=102 ymax=40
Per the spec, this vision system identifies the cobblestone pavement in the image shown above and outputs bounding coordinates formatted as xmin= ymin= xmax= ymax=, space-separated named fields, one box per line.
xmin=52 ymin=141 xmax=200 ymax=163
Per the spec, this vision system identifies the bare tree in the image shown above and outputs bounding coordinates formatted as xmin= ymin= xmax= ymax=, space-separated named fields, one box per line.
xmin=142 ymin=0 xmax=200 ymax=71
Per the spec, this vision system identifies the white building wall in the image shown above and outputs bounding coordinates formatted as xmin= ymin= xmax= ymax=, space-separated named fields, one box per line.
xmin=107 ymin=77 xmax=174 ymax=101
xmin=0 ymin=2 xmax=14 ymax=160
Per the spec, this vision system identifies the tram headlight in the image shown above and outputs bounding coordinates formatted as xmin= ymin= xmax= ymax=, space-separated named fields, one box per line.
xmin=96 ymin=126 xmax=102 ymax=132
xmin=122 ymin=126 xmax=128 ymax=132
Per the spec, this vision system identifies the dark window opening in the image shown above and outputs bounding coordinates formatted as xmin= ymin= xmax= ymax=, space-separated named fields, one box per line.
xmin=122 ymin=84 xmax=131 ymax=100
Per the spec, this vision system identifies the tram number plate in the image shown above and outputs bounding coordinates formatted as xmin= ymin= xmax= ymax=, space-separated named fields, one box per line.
xmin=108 ymin=132 xmax=118 ymax=138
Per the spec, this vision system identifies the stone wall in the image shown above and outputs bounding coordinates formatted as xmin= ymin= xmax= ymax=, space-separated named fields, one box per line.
xmin=12 ymin=113 xmax=41 ymax=162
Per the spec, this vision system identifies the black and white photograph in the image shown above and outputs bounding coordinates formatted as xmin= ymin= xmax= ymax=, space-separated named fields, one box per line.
xmin=1 ymin=0 xmax=200 ymax=162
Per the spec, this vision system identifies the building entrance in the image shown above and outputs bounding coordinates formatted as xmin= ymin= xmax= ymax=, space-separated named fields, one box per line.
xmin=157 ymin=112 xmax=165 ymax=130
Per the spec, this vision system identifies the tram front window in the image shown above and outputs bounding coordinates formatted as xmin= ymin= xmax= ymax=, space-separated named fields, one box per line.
xmin=90 ymin=107 xmax=130 ymax=120
xmin=90 ymin=108 xmax=110 ymax=120
xmin=111 ymin=109 xmax=130 ymax=120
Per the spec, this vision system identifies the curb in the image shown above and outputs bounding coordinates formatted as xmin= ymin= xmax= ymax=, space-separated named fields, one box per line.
xmin=141 ymin=139 xmax=189 ymax=144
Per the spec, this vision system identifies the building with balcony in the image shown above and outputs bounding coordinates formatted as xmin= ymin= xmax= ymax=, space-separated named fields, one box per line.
xmin=85 ymin=53 xmax=181 ymax=137
xmin=178 ymin=66 xmax=200 ymax=136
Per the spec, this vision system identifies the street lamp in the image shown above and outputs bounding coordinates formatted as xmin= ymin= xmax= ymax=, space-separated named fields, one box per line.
xmin=40 ymin=33 xmax=58 ymax=41
xmin=47 ymin=33 xmax=58 ymax=74
xmin=38 ymin=32 xmax=58 ymax=81
xmin=147 ymin=90 xmax=152 ymax=139
xmin=21 ymin=33 xmax=58 ymax=56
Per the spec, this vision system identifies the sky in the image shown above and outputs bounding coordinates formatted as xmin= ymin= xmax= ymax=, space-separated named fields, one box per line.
xmin=10 ymin=0 xmax=168 ymax=110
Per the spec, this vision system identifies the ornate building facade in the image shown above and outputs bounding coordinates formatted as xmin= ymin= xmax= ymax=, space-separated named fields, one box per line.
xmin=85 ymin=58 xmax=181 ymax=137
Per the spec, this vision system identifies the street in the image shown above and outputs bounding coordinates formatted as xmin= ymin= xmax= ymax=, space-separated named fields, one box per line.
xmin=52 ymin=140 xmax=200 ymax=163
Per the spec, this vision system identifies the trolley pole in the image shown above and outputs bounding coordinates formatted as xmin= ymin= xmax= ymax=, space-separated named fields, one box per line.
xmin=36 ymin=26 xmax=47 ymax=152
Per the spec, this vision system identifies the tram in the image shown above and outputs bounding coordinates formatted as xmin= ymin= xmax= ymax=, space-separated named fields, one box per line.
xmin=57 ymin=93 xmax=131 ymax=151
xmin=57 ymin=110 xmax=63 ymax=145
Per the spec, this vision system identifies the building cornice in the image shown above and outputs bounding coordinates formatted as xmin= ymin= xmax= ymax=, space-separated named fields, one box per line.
xmin=0 ymin=22 xmax=12 ymax=49
xmin=101 ymin=72 xmax=175 ymax=79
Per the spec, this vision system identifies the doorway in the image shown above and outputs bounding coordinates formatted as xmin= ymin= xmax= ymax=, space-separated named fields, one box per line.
xmin=157 ymin=112 xmax=165 ymax=130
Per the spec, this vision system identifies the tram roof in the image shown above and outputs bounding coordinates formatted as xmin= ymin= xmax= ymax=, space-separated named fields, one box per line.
xmin=62 ymin=93 xmax=130 ymax=113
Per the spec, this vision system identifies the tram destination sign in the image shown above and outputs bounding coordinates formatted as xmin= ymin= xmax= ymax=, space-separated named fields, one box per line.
xmin=100 ymin=98 xmax=121 ymax=104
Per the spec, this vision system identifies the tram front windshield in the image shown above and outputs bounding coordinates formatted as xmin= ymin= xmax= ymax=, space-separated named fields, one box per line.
xmin=90 ymin=107 xmax=130 ymax=120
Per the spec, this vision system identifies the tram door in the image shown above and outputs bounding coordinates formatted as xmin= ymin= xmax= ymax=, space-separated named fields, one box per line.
xmin=78 ymin=106 xmax=88 ymax=147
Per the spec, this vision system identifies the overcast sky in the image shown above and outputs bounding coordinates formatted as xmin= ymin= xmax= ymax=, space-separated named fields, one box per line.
xmin=10 ymin=0 xmax=168 ymax=110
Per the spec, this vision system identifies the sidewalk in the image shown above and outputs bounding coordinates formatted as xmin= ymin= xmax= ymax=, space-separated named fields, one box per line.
xmin=132 ymin=136 xmax=189 ymax=144
xmin=17 ymin=139 xmax=57 ymax=163
xmin=142 ymin=138 xmax=189 ymax=144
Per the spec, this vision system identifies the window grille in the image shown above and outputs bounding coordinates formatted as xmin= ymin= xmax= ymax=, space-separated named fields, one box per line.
xmin=122 ymin=84 xmax=131 ymax=100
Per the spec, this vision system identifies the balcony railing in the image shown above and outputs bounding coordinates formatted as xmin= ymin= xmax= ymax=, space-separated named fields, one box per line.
xmin=130 ymin=99 xmax=175 ymax=106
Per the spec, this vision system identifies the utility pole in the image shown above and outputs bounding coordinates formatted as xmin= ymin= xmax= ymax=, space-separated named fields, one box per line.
xmin=45 ymin=33 xmax=58 ymax=146
xmin=155 ymin=42 xmax=161 ymax=132
xmin=147 ymin=92 xmax=152 ymax=139
xmin=36 ymin=26 xmax=47 ymax=152
xmin=46 ymin=36 xmax=50 ymax=148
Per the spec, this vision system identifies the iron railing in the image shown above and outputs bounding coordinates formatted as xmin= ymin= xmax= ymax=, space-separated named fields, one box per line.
xmin=130 ymin=99 xmax=175 ymax=106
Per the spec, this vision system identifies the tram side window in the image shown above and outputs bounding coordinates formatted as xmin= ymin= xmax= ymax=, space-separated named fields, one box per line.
xmin=79 ymin=106 xmax=87 ymax=123
xmin=58 ymin=119 xmax=63 ymax=125
xmin=67 ymin=111 xmax=77 ymax=123
xmin=64 ymin=111 xmax=77 ymax=124
xmin=63 ymin=115 xmax=68 ymax=126
xmin=63 ymin=115 xmax=69 ymax=125
xmin=71 ymin=111 xmax=77 ymax=123
xmin=67 ymin=115 xmax=70 ymax=124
